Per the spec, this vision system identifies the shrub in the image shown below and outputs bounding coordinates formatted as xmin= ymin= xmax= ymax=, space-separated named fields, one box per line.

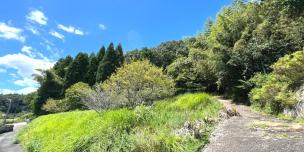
xmin=42 ymin=98 xmax=64 ymax=113
xmin=82 ymin=86 xmax=116 ymax=114
xmin=63 ymin=82 xmax=92 ymax=111
xmin=249 ymin=51 xmax=304 ymax=114
xmin=101 ymin=60 xmax=175 ymax=108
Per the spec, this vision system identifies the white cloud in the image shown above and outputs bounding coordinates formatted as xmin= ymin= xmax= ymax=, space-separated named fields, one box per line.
xmin=0 ymin=22 xmax=25 ymax=42
xmin=99 ymin=24 xmax=107 ymax=30
xmin=0 ymin=68 xmax=6 ymax=73
xmin=14 ymin=78 xmax=37 ymax=87
xmin=0 ymin=89 xmax=15 ymax=94
xmin=9 ymin=73 xmax=18 ymax=79
xmin=74 ymin=29 xmax=84 ymax=35
xmin=57 ymin=24 xmax=85 ymax=35
xmin=0 ymin=87 xmax=37 ymax=94
xmin=0 ymin=53 xmax=54 ymax=94
xmin=0 ymin=53 xmax=53 ymax=78
xmin=25 ymin=25 xmax=39 ymax=35
xmin=26 ymin=10 xmax=48 ymax=25
xmin=50 ymin=31 xmax=64 ymax=41
xmin=21 ymin=45 xmax=33 ymax=55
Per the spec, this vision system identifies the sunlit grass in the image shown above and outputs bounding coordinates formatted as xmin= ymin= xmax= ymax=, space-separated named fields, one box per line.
xmin=18 ymin=93 xmax=222 ymax=152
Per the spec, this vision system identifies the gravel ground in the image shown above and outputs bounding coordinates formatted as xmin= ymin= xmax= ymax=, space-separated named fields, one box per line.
xmin=202 ymin=98 xmax=304 ymax=152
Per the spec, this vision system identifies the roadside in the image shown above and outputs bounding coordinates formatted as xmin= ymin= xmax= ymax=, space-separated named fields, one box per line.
xmin=202 ymin=97 xmax=304 ymax=152
xmin=0 ymin=122 xmax=26 ymax=152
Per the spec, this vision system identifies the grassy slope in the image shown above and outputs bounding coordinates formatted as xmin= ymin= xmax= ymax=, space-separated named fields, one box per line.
xmin=18 ymin=93 xmax=222 ymax=152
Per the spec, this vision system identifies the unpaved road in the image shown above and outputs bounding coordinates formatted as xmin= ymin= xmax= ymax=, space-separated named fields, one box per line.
xmin=203 ymin=97 xmax=304 ymax=152
xmin=0 ymin=122 xmax=26 ymax=152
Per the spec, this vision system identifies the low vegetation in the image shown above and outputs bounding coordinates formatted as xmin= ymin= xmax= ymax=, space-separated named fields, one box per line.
xmin=18 ymin=93 xmax=221 ymax=152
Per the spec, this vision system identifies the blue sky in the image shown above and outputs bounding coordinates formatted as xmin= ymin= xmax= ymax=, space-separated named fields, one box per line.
xmin=0 ymin=0 xmax=232 ymax=94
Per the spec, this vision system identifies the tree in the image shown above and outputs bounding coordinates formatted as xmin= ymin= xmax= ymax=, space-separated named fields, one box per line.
xmin=65 ymin=52 xmax=89 ymax=88
xmin=86 ymin=53 xmax=99 ymax=86
xmin=115 ymin=43 xmax=124 ymax=67
xmin=53 ymin=56 xmax=73 ymax=78
xmin=150 ymin=40 xmax=188 ymax=68
xmin=101 ymin=60 xmax=175 ymax=107
xmin=63 ymin=82 xmax=92 ymax=111
xmin=82 ymin=86 xmax=113 ymax=114
xmin=97 ymin=46 xmax=106 ymax=62
xmin=33 ymin=70 xmax=64 ymax=115
xmin=96 ymin=43 xmax=120 ymax=82
xmin=249 ymin=51 xmax=304 ymax=114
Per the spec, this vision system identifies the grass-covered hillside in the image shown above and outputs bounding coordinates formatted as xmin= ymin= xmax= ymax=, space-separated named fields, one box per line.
xmin=18 ymin=93 xmax=222 ymax=152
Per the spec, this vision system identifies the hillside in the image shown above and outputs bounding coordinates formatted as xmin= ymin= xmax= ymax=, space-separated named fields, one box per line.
xmin=18 ymin=93 xmax=222 ymax=152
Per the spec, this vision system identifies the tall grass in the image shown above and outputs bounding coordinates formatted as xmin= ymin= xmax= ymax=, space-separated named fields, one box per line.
xmin=18 ymin=93 xmax=222 ymax=152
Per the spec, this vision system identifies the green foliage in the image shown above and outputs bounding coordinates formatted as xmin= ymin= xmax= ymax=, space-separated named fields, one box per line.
xmin=63 ymin=82 xmax=92 ymax=111
xmin=165 ymin=0 xmax=304 ymax=102
xmin=168 ymin=38 xmax=217 ymax=92
xmin=64 ymin=53 xmax=89 ymax=88
xmin=96 ymin=43 xmax=124 ymax=83
xmin=249 ymin=51 xmax=304 ymax=114
xmin=150 ymin=40 xmax=188 ymax=68
xmin=125 ymin=40 xmax=188 ymax=69
xmin=102 ymin=60 xmax=175 ymax=107
xmin=42 ymin=98 xmax=64 ymax=113
xmin=85 ymin=54 xmax=99 ymax=86
xmin=0 ymin=94 xmax=27 ymax=114
xmin=34 ymin=70 xmax=64 ymax=115
xmin=271 ymin=51 xmax=304 ymax=88
xmin=18 ymin=93 xmax=222 ymax=152
xmin=97 ymin=46 xmax=106 ymax=62
xmin=52 ymin=56 xmax=73 ymax=78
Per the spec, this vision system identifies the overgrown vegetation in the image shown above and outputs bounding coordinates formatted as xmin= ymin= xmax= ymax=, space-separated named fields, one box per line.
xmin=100 ymin=60 xmax=175 ymax=108
xmin=15 ymin=1 xmax=304 ymax=151
xmin=30 ymin=43 xmax=124 ymax=115
xmin=250 ymin=51 xmax=304 ymax=114
xmin=18 ymin=93 xmax=221 ymax=152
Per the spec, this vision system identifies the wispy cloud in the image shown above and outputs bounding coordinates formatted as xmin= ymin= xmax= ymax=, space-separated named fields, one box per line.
xmin=21 ymin=45 xmax=49 ymax=60
xmin=99 ymin=24 xmax=107 ymax=30
xmin=25 ymin=24 xmax=39 ymax=35
xmin=0 ymin=68 xmax=6 ymax=73
xmin=0 ymin=22 xmax=25 ymax=42
xmin=57 ymin=24 xmax=85 ymax=35
xmin=50 ymin=31 xmax=64 ymax=41
xmin=21 ymin=45 xmax=33 ymax=55
xmin=26 ymin=9 xmax=48 ymax=25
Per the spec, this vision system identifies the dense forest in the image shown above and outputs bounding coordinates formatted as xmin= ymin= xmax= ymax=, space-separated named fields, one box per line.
xmin=0 ymin=94 xmax=27 ymax=114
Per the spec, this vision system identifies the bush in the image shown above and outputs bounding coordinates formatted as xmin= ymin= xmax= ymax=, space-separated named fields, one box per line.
xmin=249 ymin=51 xmax=304 ymax=114
xmin=42 ymin=98 xmax=64 ymax=113
xmin=63 ymin=82 xmax=92 ymax=111
xmin=101 ymin=60 xmax=175 ymax=108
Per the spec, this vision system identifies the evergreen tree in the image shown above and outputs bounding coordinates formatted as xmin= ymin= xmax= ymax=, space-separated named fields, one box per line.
xmin=53 ymin=56 xmax=73 ymax=78
xmin=115 ymin=43 xmax=124 ymax=66
xmin=97 ymin=46 xmax=105 ymax=62
xmin=65 ymin=52 xmax=89 ymax=88
xmin=86 ymin=53 xmax=99 ymax=86
xmin=96 ymin=43 xmax=117 ymax=82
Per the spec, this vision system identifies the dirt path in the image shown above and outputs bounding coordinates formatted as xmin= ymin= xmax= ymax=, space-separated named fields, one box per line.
xmin=0 ymin=122 xmax=26 ymax=152
xmin=202 ymin=97 xmax=304 ymax=152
